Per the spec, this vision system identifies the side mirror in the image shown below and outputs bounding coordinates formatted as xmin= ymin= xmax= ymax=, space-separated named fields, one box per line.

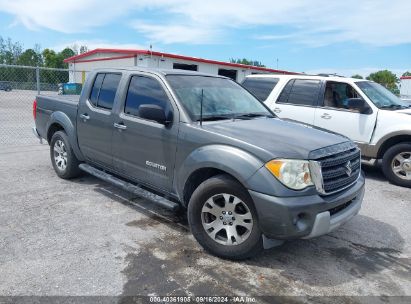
xmin=347 ymin=98 xmax=373 ymax=114
xmin=138 ymin=104 xmax=173 ymax=125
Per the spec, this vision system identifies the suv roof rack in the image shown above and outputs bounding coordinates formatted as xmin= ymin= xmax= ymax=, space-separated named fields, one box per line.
xmin=316 ymin=73 xmax=345 ymax=77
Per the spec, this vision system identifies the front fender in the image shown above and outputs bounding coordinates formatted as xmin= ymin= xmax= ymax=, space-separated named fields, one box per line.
xmin=46 ymin=111 xmax=84 ymax=161
xmin=176 ymin=145 xmax=264 ymax=200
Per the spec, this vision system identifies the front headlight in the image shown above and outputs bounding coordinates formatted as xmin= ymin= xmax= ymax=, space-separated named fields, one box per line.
xmin=265 ymin=159 xmax=313 ymax=190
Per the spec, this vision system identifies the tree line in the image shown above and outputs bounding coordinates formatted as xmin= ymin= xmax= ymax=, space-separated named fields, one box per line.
xmin=1 ymin=36 xmax=408 ymax=93
xmin=351 ymin=70 xmax=410 ymax=95
xmin=0 ymin=36 xmax=87 ymax=87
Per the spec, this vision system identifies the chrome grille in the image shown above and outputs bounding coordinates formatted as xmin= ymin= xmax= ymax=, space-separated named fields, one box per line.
xmin=319 ymin=147 xmax=361 ymax=194
xmin=309 ymin=142 xmax=361 ymax=195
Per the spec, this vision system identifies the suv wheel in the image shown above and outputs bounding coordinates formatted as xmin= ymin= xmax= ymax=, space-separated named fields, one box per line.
xmin=50 ymin=131 xmax=82 ymax=179
xmin=188 ymin=174 xmax=263 ymax=260
xmin=382 ymin=143 xmax=411 ymax=187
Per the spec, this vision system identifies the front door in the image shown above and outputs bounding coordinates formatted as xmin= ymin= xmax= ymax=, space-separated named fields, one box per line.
xmin=313 ymin=81 xmax=377 ymax=143
xmin=112 ymin=74 xmax=178 ymax=192
xmin=77 ymin=73 xmax=121 ymax=168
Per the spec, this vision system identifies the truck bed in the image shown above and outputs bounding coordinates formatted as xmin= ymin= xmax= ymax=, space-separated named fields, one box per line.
xmin=35 ymin=94 xmax=80 ymax=141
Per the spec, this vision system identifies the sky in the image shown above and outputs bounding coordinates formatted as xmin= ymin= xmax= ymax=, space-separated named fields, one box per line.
xmin=0 ymin=0 xmax=410 ymax=77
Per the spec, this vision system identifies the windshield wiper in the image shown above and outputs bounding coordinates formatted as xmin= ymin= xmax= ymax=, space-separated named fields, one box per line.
xmin=196 ymin=115 xmax=231 ymax=122
xmin=380 ymin=104 xmax=409 ymax=110
xmin=232 ymin=113 xmax=274 ymax=120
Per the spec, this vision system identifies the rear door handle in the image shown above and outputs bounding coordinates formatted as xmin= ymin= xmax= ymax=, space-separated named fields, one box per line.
xmin=79 ymin=113 xmax=90 ymax=121
xmin=113 ymin=122 xmax=127 ymax=130
xmin=273 ymin=107 xmax=282 ymax=113
xmin=320 ymin=113 xmax=332 ymax=119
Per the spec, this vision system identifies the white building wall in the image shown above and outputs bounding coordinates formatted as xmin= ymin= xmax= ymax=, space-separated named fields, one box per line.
xmin=400 ymin=79 xmax=411 ymax=98
xmin=68 ymin=53 xmax=277 ymax=84
xmin=69 ymin=57 xmax=135 ymax=83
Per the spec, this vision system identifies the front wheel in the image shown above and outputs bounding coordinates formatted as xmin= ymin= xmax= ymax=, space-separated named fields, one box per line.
xmin=382 ymin=143 xmax=411 ymax=188
xmin=188 ymin=175 xmax=263 ymax=260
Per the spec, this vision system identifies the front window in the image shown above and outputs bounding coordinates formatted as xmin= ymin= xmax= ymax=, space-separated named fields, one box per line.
xmin=323 ymin=81 xmax=362 ymax=111
xmin=166 ymin=75 xmax=272 ymax=121
xmin=356 ymin=81 xmax=410 ymax=109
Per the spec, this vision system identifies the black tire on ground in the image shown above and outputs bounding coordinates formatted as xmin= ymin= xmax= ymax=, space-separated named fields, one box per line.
xmin=381 ymin=142 xmax=411 ymax=188
xmin=50 ymin=131 xmax=82 ymax=179
xmin=187 ymin=174 xmax=263 ymax=260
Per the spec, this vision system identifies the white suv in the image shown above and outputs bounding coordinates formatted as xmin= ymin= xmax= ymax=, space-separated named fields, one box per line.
xmin=242 ymin=74 xmax=411 ymax=187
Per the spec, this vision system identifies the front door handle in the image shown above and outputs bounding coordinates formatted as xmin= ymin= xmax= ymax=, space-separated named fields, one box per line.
xmin=80 ymin=113 xmax=90 ymax=121
xmin=320 ymin=113 xmax=332 ymax=119
xmin=113 ymin=122 xmax=127 ymax=130
xmin=273 ymin=107 xmax=282 ymax=113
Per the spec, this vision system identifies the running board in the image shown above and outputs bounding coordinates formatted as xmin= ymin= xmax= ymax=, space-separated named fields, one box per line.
xmin=79 ymin=163 xmax=180 ymax=211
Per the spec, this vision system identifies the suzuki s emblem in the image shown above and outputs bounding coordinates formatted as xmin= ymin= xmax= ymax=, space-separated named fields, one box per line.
xmin=344 ymin=161 xmax=352 ymax=177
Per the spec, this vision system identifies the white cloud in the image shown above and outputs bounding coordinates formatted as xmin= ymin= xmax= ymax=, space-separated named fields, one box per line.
xmin=130 ymin=22 xmax=221 ymax=44
xmin=1 ymin=0 xmax=410 ymax=46
xmin=0 ymin=0 xmax=137 ymax=33
xmin=51 ymin=40 xmax=147 ymax=51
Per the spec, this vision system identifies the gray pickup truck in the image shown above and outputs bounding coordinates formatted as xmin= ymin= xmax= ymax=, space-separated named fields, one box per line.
xmin=33 ymin=67 xmax=365 ymax=259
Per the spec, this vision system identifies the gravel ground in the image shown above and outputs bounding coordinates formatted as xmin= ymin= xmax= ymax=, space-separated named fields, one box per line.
xmin=0 ymin=143 xmax=410 ymax=303
xmin=0 ymin=89 xmax=410 ymax=303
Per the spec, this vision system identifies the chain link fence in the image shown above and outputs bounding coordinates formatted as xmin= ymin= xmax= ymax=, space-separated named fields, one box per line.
xmin=0 ymin=64 xmax=84 ymax=146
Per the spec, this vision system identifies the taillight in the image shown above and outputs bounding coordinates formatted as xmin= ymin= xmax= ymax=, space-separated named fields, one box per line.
xmin=33 ymin=99 xmax=37 ymax=120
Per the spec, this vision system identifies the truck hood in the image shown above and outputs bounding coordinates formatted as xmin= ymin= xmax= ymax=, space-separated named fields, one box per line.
xmin=395 ymin=108 xmax=411 ymax=115
xmin=202 ymin=117 xmax=349 ymax=161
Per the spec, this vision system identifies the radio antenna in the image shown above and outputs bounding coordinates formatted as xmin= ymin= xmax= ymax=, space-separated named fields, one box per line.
xmin=200 ymin=89 xmax=204 ymax=126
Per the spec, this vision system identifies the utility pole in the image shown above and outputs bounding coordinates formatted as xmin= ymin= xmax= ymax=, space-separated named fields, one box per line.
xmin=276 ymin=58 xmax=279 ymax=70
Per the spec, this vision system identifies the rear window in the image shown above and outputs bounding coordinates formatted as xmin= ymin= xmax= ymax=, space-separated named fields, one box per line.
xmin=241 ymin=77 xmax=279 ymax=101
xmin=277 ymin=79 xmax=321 ymax=106
xmin=89 ymin=73 xmax=121 ymax=110
xmin=89 ymin=74 xmax=105 ymax=107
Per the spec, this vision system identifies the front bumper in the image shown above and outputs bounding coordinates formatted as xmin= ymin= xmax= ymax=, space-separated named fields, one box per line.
xmin=249 ymin=173 xmax=365 ymax=240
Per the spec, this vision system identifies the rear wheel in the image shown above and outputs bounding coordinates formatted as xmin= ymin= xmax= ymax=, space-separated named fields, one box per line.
xmin=382 ymin=143 xmax=411 ymax=188
xmin=50 ymin=131 xmax=81 ymax=179
xmin=188 ymin=174 xmax=263 ymax=260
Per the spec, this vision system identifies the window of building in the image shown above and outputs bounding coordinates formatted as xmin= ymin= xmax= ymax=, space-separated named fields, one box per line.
xmin=218 ymin=69 xmax=237 ymax=81
xmin=173 ymin=63 xmax=198 ymax=71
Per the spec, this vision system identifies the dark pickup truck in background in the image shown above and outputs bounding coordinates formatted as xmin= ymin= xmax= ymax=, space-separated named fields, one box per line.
xmin=33 ymin=67 xmax=365 ymax=259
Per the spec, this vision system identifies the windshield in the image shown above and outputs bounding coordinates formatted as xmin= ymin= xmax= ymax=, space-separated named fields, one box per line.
xmin=166 ymin=75 xmax=272 ymax=121
xmin=356 ymin=81 xmax=409 ymax=109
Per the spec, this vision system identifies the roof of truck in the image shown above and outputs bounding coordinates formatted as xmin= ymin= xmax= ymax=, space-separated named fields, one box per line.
xmin=245 ymin=73 xmax=368 ymax=83
xmin=92 ymin=66 xmax=229 ymax=78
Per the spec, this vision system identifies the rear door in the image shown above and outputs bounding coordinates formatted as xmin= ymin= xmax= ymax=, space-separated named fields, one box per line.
xmin=271 ymin=79 xmax=321 ymax=125
xmin=111 ymin=73 xmax=179 ymax=192
xmin=77 ymin=73 xmax=121 ymax=168
xmin=241 ymin=77 xmax=279 ymax=102
xmin=313 ymin=81 xmax=377 ymax=143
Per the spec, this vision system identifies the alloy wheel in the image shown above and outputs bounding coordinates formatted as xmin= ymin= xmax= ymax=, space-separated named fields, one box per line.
xmin=201 ymin=193 xmax=253 ymax=246
xmin=391 ymin=152 xmax=411 ymax=180
xmin=53 ymin=139 xmax=68 ymax=171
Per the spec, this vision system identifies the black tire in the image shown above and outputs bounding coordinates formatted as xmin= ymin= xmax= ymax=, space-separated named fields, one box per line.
xmin=188 ymin=174 xmax=263 ymax=260
xmin=382 ymin=142 xmax=411 ymax=188
xmin=50 ymin=131 xmax=82 ymax=179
